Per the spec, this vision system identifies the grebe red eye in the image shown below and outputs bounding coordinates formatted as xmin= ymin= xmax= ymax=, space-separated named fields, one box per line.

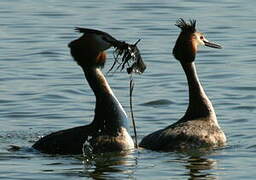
xmin=200 ymin=36 xmax=204 ymax=40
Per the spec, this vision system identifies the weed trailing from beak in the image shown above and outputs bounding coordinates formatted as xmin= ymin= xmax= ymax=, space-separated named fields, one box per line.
xmin=107 ymin=39 xmax=146 ymax=147
xmin=108 ymin=39 xmax=146 ymax=74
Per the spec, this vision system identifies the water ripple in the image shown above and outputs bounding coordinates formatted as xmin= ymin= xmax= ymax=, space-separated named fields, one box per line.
xmin=140 ymin=99 xmax=174 ymax=107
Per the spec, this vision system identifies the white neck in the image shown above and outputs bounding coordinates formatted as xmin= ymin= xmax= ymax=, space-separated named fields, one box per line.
xmin=179 ymin=62 xmax=218 ymax=124
xmin=83 ymin=67 xmax=114 ymax=97
xmin=82 ymin=67 xmax=129 ymax=135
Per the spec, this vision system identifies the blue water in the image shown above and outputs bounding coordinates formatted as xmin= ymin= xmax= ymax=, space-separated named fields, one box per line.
xmin=1 ymin=0 xmax=256 ymax=179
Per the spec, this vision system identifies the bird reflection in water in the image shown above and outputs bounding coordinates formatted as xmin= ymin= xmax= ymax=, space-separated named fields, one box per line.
xmin=185 ymin=156 xmax=217 ymax=180
xmin=82 ymin=150 xmax=137 ymax=180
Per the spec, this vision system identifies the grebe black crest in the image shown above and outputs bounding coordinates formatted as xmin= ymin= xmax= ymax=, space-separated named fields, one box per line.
xmin=139 ymin=18 xmax=226 ymax=151
xmin=175 ymin=18 xmax=196 ymax=33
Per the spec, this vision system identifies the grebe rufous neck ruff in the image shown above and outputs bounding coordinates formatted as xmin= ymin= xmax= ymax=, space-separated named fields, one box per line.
xmin=139 ymin=18 xmax=226 ymax=151
xmin=32 ymin=28 xmax=145 ymax=154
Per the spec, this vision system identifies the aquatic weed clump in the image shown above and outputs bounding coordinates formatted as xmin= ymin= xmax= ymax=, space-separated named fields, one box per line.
xmin=109 ymin=39 xmax=146 ymax=74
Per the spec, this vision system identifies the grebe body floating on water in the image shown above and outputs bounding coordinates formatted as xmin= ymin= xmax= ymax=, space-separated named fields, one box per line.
xmin=32 ymin=28 xmax=145 ymax=154
xmin=139 ymin=19 xmax=226 ymax=151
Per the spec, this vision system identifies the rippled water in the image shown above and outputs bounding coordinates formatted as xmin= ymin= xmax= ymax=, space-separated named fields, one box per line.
xmin=0 ymin=0 xmax=256 ymax=179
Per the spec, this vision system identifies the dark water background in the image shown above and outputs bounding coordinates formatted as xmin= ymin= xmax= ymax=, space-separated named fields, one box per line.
xmin=0 ymin=0 xmax=256 ymax=179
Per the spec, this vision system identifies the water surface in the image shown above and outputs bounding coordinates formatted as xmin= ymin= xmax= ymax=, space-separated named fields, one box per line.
xmin=1 ymin=0 xmax=256 ymax=179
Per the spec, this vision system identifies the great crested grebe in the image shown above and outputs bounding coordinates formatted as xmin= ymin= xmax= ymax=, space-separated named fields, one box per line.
xmin=139 ymin=19 xmax=226 ymax=151
xmin=32 ymin=28 xmax=145 ymax=154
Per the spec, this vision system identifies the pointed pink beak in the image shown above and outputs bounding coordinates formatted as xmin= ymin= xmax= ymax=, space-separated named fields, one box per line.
xmin=203 ymin=40 xmax=222 ymax=49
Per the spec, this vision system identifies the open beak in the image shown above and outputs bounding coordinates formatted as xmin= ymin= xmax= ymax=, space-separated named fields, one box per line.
xmin=203 ymin=40 xmax=222 ymax=49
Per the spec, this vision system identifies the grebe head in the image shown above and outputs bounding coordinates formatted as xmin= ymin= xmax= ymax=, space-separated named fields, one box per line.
xmin=68 ymin=31 xmax=112 ymax=68
xmin=68 ymin=28 xmax=146 ymax=73
xmin=173 ymin=18 xmax=222 ymax=63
